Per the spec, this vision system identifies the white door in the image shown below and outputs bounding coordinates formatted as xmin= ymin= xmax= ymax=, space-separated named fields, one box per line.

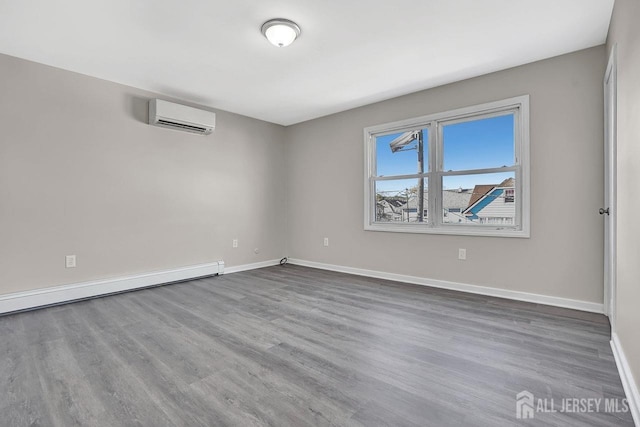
xmin=603 ymin=46 xmax=617 ymax=329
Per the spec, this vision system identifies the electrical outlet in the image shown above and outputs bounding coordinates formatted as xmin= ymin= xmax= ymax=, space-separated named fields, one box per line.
xmin=323 ymin=237 xmax=329 ymax=247
xmin=458 ymin=248 xmax=467 ymax=260
xmin=65 ymin=255 xmax=77 ymax=268
xmin=232 ymin=239 xmax=238 ymax=248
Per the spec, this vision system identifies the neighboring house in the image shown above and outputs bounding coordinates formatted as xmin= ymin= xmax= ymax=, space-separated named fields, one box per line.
xmin=376 ymin=189 xmax=473 ymax=223
xmin=462 ymin=178 xmax=515 ymax=225
xmin=376 ymin=180 xmax=515 ymax=225
xmin=442 ymin=188 xmax=473 ymax=223
xmin=376 ymin=197 xmax=405 ymax=222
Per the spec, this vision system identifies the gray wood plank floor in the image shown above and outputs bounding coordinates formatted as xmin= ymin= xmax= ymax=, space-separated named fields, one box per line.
xmin=0 ymin=265 xmax=633 ymax=426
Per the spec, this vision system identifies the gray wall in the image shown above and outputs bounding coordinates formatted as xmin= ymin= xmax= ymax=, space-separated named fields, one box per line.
xmin=0 ymin=46 xmax=612 ymax=309
xmin=0 ymin=53 xmax=287 ymax=295
xmin=285 ymin=46 xmax=606 ymax=304
xmin=607 ymin=0 xmax=640 ymax=397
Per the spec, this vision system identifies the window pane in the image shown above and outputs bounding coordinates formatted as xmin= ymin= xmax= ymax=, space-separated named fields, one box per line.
xmin=375 ymin=128 xmax=428 ymax=177
xmin=442 ymin=172 xmax=515 ymax=225
xmin=375 ymin=178 xmax=427 ymax=223
xmin=443 ymin=114 xmax=514 ymax=171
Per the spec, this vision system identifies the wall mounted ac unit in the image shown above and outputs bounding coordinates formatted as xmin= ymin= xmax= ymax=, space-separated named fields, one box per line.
xmin=149 ymin=99 xmax=216 ymax=135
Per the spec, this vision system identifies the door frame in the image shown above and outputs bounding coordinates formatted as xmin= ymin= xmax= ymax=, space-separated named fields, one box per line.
xmin=603 ymin=45 xmax=617 ymax=329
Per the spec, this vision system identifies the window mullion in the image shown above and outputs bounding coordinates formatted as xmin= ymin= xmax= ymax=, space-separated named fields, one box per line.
xmin=440 ymin=166 xmax=518 ymax=177
xmin=374 ymin=173 xmax=426 ymax=182
xmin=515 ymin=107 xmax=522 ymax=228
xmin=429 ymin=120 xmax=439 ymax=227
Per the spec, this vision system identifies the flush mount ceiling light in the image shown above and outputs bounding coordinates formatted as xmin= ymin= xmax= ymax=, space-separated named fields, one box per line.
xmin=261 ymin=19 xmax=301 ymax=47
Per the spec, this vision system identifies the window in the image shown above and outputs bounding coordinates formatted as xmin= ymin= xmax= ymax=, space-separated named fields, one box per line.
xmin=364 ymin=96 xmax=529 ymax=237
xmin=504 ymin=188 xmax=515 ymax=203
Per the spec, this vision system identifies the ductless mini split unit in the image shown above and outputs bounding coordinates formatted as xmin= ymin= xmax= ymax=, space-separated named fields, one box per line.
xmin=149 ymin=99 xmax=216 ymax=135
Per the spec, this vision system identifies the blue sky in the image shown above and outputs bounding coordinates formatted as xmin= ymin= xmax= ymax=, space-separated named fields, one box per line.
xmin=376 ymin=114 xmax=514 ymax=193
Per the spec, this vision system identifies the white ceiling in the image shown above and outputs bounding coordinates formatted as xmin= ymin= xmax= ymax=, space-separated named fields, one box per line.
xmin=0 ymin=0 xmax=613 ymax=126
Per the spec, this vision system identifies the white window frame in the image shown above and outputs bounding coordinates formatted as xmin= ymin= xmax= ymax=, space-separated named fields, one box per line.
xmin=364 ymin=95 xmax=530 ymax=238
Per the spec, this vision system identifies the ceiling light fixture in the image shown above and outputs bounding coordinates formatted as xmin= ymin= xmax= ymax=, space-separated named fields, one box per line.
xmin=261 ymin=19 xmax=301 ymax=47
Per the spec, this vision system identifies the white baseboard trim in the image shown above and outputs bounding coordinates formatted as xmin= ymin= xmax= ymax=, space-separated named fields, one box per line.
xmin=222 ymin=259 xmax=282 ymax=274
xmin=0 ymin=261 xmax=225 ymax=315
xmin=0 ymin=258 xmax=289 ymax=315
xmin=287 ymin=258 xmax=604 ymax=314
xmin=0 ymin=256 xmax=602 ymax=317
xmin=611 ymin=333 xmax=640 ymax=426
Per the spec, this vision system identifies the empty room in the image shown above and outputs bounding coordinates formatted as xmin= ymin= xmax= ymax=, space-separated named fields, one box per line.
xmin=1 ymin=0 xmax=638 ymax=426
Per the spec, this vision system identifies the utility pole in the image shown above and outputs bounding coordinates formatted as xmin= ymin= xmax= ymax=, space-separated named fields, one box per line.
xmin=405 ymin=188 xmax=409 ymax=222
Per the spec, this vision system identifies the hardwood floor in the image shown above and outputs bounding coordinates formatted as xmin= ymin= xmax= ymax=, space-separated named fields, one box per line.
xmin=0 ymin=265 xmax=633 ymax=426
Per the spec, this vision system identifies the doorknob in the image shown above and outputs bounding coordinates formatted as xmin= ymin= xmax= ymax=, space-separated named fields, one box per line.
xmin=599 ymin=207 xmax=610 ymax=215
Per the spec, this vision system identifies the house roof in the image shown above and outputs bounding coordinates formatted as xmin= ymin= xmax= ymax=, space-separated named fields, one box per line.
xmin=467 ymin=185 xmax=496 ymax=209
xmin=379 ymin=189 xmax=472 ymax=212
xmin=385 ymin=198 xmax=405 ymax=208
xmin=466 ymin=178 xmax=515 ymax=209
xmin=498 ymin=178 xmax=515 ymax=188
xmin=443 ymin=190 xmax=473 ymax=210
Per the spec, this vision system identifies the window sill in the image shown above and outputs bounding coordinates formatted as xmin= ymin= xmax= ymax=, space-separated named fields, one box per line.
xmin=364 ymin=223 xmax=530 ymax=238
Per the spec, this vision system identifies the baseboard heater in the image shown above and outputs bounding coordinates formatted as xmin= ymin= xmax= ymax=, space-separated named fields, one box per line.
xmin=0 ymin=260 xmax=225 ymax=315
